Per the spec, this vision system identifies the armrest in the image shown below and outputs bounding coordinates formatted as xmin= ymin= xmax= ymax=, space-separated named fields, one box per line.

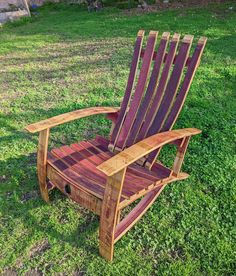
xmin=25 ymin=107 xmax=119 ymax=133
xmin=97 ymin=128 xmax=201 ymax=176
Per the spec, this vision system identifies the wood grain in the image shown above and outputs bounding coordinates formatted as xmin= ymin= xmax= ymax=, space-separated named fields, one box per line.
xmin=37 ymin=129 xmax=50 ymax=202
xmin=110 ymin=30 xmax=144 ymax=149
xmin=25 ymin=107 xmax=119 ymax=133
xmin=126 ymin=32 xmax=170 ymax=147
xmin=115 ymin=31 xmax=158 ymax=149
xmin=137 ymin=33 xmax=180 ymax=142
xmin=162 ymin=37 xmax=207 ymax=131
xmin=97 ymin=128 xmax=201 ymax=176
xmin=99 ymin=169 xmax=126 ymax=261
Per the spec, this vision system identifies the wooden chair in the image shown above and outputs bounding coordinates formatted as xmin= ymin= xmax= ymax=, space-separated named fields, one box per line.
xmin=25 ymin=30 xmax=207 ymax=261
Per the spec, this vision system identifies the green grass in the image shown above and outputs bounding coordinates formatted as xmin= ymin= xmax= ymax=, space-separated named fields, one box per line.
xmin=0 ymin=2 xmax=236 ymax=275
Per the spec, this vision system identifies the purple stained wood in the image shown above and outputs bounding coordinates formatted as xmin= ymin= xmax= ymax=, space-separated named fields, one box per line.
xmin=110 ymin=31 xmax=144 ymax=147
xmin=115 ymin=185 xmax=164 ymax=240
xmin=125 ymin=34 xmax=169 ymax=147
xmin=146 ymin=38 xmax=192 ymax=138
xmin=115 ymin=31 xmax=158 ymax=149
xmin=141 ymin=49 xmax=192 ymax=66
xmin=146 ymin=37 xmax=195 ymax=166
xmin=162 ymin=41 xmax=206 ymax=131
xmin=136 ymin=35 xmax=180 ymax=142
xmin=48 ymin=138 xmax=174 ymax=199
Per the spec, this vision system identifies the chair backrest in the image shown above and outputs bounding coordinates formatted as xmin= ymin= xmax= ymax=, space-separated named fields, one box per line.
xmin=109 ymin=30 xmax=207 ymax=165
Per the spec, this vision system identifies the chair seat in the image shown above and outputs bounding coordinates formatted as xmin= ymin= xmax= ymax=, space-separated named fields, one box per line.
xmin=47 ymin=136 xmax=172 ymax=203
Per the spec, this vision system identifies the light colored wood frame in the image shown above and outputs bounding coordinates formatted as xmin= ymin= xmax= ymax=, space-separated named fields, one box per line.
xmin=25 ymin=107 xmax=119 ymax=202
xmin=25 ymin=29 xmax=206 ymax=262
xmin=26 ymin=107 xmax=200 ymax=261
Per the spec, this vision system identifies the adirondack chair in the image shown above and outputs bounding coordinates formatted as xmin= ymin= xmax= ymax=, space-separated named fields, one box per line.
xmin=25 ymin=30 xmax=207 ymax=261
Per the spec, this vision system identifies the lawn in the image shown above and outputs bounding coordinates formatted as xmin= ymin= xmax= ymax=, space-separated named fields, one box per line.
xmin=0 ymin=2 xmax=236 ymax=275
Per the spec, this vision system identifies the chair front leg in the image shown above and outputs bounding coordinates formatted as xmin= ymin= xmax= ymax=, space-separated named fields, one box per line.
xmin=172 ymin=136 xmax=191 ymax=177
xmin=99 ymin=168 xmax=126 ymax=261
xmin=37 ymin=128 xmax=50 ymax=202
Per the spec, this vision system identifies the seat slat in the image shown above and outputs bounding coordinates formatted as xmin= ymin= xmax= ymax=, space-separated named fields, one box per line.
xmin=48 ymin=137 xmax=172 ymax=202
xmin=50 ymin=147 xmax=107 ymax=199
xmin=83 ymin=141 xmax=155 ymax=195
xmin=116 ymin=31 xmax=158 ymax=149
xmin=70 ymin=143 xmax=134 ymax=197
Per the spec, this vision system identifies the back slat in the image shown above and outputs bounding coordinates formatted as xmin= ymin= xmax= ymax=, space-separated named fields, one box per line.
xmin=137 ymin=33 xmax=180 ymax=142
xmin=125 ymin=32 xmax=170 ymax=147
xmin=140 ymin=49 xmax=192 ymax=66
xmin=146 ymin=36 xmax=195 ymax=166
xmin=147 ymin=35 xmax=193 ymax=138
xmin=115 ymin=31 xmax=158 ymax=149
xmin=109 ymin=31 xmax=206 ymax=169
xmin=110 ymin=30 xmax=144 ymax=149
xmin=162 ymin=37 xmax=207 ymax=131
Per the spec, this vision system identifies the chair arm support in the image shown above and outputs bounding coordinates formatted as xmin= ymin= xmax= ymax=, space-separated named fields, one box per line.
xmin=25 ymin=107 xmax=120 ymax=133
xmin=97 ymin=128 xmax=201 ymax=176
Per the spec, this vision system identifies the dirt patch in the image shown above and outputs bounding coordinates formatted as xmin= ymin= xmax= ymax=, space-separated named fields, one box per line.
xmin=25 ymin=269 xmax=43 ymax=276
xmin=21 ymin=190 xmax=39 ymax=202
xmin=0 ymin=175 xmax=7 ymax=182
xmin=2 ymin=269 xmax=17 ymax=276
xmin=28 ymin=239 xmax=50 ymax=258
xmin=122 ymin=0 xmax=230 ymax=15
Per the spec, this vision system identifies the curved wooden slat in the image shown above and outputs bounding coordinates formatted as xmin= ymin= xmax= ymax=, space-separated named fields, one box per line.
xmin=48 ymin=138 xmax=172 ymax=201
xmin=162 ymin=37 xmax=207 ymax=131
xmin=110 ymin=30 xmax=145 ymax=148
xmin=136 ymin=33 xmax=180 ymax=142
xmin=115 ymin=185 xmax=165 ymax=243
xmin=126 ymin=32 xmax=170 ymax=147
xmin=25 ymin=107 xmax=119 ymax=133
xmin=97 ymin=128 xmax=201 ymax=177
xmin=140 ymin=49 xmax=192 ymax=66
xmin=147 ymin=35 xmax=194 ymax=138
xmin=115 ymin=31 xmax=158 ymax=149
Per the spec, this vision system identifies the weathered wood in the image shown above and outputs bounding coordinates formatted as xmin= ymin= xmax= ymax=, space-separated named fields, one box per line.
xmin=37 ymin=129 xmax=50 ymax=202
xmin=162 ymin=37 xmax=207 ymax=131
xmin=118 ymin=172 xmax=189 ymax=210
xmin=48 ymin=139 xmax=172 ymax=201
xmin=140 ymin=49 xmax=192 ymax=66
xmin=99 ymin=169 xmax=126 ymax=261
xmin=115 ymin=184 xmax=165 ymax=242
xmin=146 ymin=35 xmax=193 ymax=165
xmin=97 ymin=128 xmax=201 ymax=177
xmin=110 ymin=30 xmax=144 ymax=149
xmin=172 ymin=137 xmax=190 ymax=177
xmin=147 ymin=35 xmax=194 ymax=138
xmin=22 ymin=0 xmax=31 ymax=16
xmin=126 ymin=32 xmax=170 ymax=147
xmin=116 ymin=31 xmax=158 ymax=149
xmin=137 ymin=33 xmax=180 ymax=142
xmin=47 ymin=165 xmax=102 ymax=215
xmin=116 ymin=210 xmax=121 ymax=225
xmin=25 ymin=107 xmax=119 ymax=133
xmin=25 ymin=30 xmax=207 ymax=262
